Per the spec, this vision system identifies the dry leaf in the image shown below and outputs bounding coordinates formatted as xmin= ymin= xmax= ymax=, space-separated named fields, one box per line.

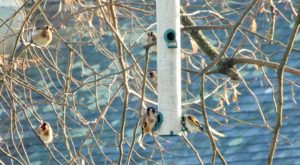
xmin=15 ymin=58 xmax=42 ymax=70
xmin=0 ymin=54 xmax=41 ymax=70
xmin=186 ymin=73 xmax=191 ymax=85
xmin=190 ymin=37 xmax=198 ymax=53
xmin=290 ymin=84 xmax=297 ymax=104
xmin=253 ymin=64 xmax=259 ymax=71
xmin=88 ymin=13 xmax=94 ymax=28
xmin=250 ymin=18 xmax=257 ymax=33
xmin=220 ymin=108 xmax=228 ymax=123
xmin=231 ymin=83 xmax=241 ymax=103
xmin=232 ymin=88 xmax=239 ymax=103
xmin=222 ymin=86 xmax=230 ymax=105
xmin=214 ymin=99 xmax=224 ymax=112
xmin=201 ymin=58 xmax=206 ymax=68
xmin=64 ymin=0 xmax=73 ymax=5
xmin=260 ymin=2 xmax=266 ymax=13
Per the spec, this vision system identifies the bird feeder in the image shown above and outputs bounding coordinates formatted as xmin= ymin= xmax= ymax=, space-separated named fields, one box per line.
xmin=156 ymin=0 xmax=181 ymax=136
xmin=164 ymin=29 xmax=177 ymax=48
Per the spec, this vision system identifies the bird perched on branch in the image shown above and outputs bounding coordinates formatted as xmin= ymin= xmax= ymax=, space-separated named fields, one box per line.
xmin=146 ymin=32 xmax=157 ymax=52
xmin=14 ymin=25 xmax=53 ymax=57
xmin=32 ymin=25 xmax=53 ymax=46
xmin=37 ymin=122 xmax=53 ymax=144
xmin=147 ymin=32 xmax=156 ymax=43
xmin=139 ymin=107 xmax=163 ymax=149
xmin=182 ymin=115 xmax=224 ymax=141
xmin=148 ymin=70 xmax=157 ymax=89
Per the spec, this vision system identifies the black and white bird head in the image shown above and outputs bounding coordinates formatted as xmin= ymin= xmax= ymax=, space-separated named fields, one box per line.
xmin=147 ymin=32 xmax=157 ymax=43
xmin=148 ymin=71 xmax=157 ymax=79
xmin=37 ymin=122 xmax=53 ymax=144
xmin=146 ymin=107 xmax=156 ymax=116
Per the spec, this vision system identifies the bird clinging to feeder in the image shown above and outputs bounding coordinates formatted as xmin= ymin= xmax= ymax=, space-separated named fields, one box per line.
xmin=182 ymin=114 xmax=224 ymax=141
xmin=139 ymin=107 xmax=163 ymax=149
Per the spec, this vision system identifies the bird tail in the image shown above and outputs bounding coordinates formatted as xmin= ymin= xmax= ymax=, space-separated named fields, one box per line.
xmin=209 ymin=127 xmax=225 ymax=138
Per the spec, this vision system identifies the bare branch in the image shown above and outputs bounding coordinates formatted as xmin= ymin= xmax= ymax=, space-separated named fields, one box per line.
xmin=267 ymin=4 xmax=300 ymax=165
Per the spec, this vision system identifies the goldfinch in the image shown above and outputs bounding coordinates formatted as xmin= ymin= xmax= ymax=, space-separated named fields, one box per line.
xmin=146 ymin=32 xmax=157 ymax=52
xmin=32 ymin=25 xmax=53 ymax=46
xmin=37 ymin=122 xmax=53 ymax=144
xmin=141 ymin=107 xmax=157 ymax=138
xmin=182 ymin=115 xmax=225 ymax=141
xmin=148 ymin=70 xmax=157 ymax=89
xmin=147 ymin=32 xmax=156 ymax=43
xmin=139 ymin=107 xmax=163 ymax=149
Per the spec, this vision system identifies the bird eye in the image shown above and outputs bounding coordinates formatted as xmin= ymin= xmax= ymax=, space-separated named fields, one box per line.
xmin=149 ymin=72 xmax=153 ymax=77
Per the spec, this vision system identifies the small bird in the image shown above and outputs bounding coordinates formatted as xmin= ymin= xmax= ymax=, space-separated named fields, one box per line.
xmin=141 ymin=107 xmax=157 ymax=139
xmin=37 ymin=122 xmax=53 ymax=144
xmin=148 ymin=70 xmax=157 ymax=89
xmin=147 ymin=32 xmax=156 ymax=43
xmin=139 ymin=107 xmax=163 ymax=149
xmin=146 ymin=32 xmax=157 ymax=52
xmin=182 ymin=115 xmax=225 ymax=141
xmin=32 ymin=25 xmax=53 ymax=46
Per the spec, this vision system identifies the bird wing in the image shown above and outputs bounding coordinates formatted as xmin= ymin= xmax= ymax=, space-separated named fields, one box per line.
xmin=189 ymin=115 xmax=201 ymax=127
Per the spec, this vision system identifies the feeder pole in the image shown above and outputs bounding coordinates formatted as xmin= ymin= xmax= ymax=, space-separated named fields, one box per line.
xmin=156 ymin=0 xmax=181 ymax=135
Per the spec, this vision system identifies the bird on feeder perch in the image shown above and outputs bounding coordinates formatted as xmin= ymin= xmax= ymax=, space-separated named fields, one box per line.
xmin=181 ymin=114 xmax=225 ymax=141
xmin=139 ymin=107 xmax=163 ymax=149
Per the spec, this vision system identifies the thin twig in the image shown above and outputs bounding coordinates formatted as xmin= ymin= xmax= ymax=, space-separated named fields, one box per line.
xmin=200 ymin=75 xmax=227 ymax=165
xmin=267 ymin=5 xmax=300 ymax=165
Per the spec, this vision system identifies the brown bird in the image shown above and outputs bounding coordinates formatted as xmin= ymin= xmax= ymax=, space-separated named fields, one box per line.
xmin=182 ymin=115 xmax=225 ymax=141
xmin=147 ymin=32 xmax=156 ymax=43
xmin=32 ymin=25 xmax=53 ymax=46
xmin=148 ymin=70 xmax=157 ymax=89
xmin=141 ymin=107 xmax=157 ymax=138
xmin=138 ymin=107 xmax=158 ymax=149
xmin=37 ymin=122 xmax=53 ymax=144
